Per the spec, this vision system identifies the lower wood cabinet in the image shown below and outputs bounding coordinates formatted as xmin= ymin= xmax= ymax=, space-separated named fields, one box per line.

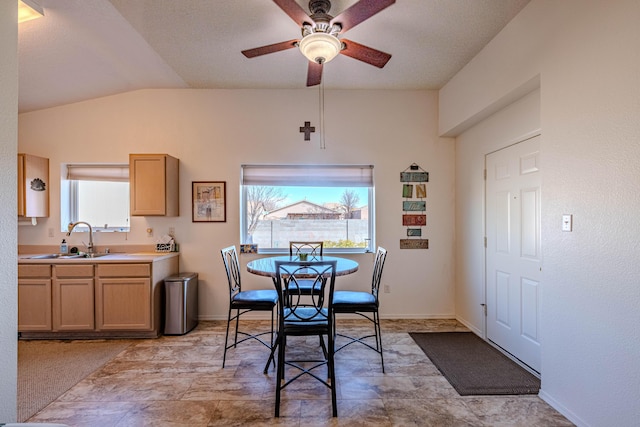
xmin=53 ymin=265 xmax=95 ymax=331
xmin=96 ymin=264 xmax=152 ymax=331
xmin=18 ymin=265 xmax=52 ymax=331
xmin=18 ymin=255 xmax=178 ymax=338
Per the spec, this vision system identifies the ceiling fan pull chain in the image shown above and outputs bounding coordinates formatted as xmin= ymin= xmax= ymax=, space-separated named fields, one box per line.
xmin=319 ymin=78 xmax=326 ymax=149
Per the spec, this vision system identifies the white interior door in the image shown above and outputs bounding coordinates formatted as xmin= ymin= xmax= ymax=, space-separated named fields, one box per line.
xmin=486 ymin=135 xmax=541 ymax=372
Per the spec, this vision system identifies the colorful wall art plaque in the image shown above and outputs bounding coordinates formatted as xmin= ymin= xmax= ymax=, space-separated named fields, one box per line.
xmin=402 ymin=214 xmax=426 ymax=226
xmin=403 ymin=201 xmax=426 ymax=211
xmin=407 ymin=228 xmax=422 ymax=237
xmin=400 ymin=239 xmax=429 ymax=249
xmin=402 ymin=184 xmax=413 ymax=198
xmin=400 ymin=171 xmax=429 ymax=182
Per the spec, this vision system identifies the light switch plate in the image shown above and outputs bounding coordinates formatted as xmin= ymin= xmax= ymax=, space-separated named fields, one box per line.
xmin=562 ymin=214 xmax=572 ymax=232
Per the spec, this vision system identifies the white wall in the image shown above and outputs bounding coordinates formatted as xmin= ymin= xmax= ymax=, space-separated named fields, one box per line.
xmin=18 ymin=89 xmax=456 ymax=320
xmin=441 ymin=1 xmax=640 ymax=426
xmin=0 ymin=0 xmax=18 ymax=422
xmin=454 ymin=89 xmax=540 ymax=336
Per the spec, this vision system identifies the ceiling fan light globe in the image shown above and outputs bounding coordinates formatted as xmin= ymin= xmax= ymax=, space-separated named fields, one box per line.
xmin=298 ymin=32 xmax=341 ymax=64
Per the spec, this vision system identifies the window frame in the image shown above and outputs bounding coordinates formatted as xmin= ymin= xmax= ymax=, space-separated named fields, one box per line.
xmin=240 ymin=164 xmax=375 ymax=254
xmin=61 ymin=163 xmax=131 ymax=233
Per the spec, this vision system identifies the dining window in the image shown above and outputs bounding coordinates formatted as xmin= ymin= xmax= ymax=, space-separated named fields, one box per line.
xmin=240 ymin=164 xmax=375 ymax=253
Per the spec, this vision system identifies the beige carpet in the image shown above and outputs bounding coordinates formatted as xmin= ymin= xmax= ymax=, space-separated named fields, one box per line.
xmin=18 ymin=339 xmax=132 ymax=422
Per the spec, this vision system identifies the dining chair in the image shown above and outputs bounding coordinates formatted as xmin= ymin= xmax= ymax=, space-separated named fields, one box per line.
xmin=332 ymin=246 xmax=388 ymax=372
xmin=220 ymin=245 xmax=278 ymax=372
xmin=288 ymin=241 xmax=325 ymax=304
xmin=289 ymin=241 xmax=324 ymax=257
xmin=272 ymin=259 xmax=338 ymax=417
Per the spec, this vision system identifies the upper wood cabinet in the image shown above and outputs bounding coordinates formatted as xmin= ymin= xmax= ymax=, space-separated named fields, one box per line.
xmin=129 ymin=154 xmax=179 ymax=216
xmin=18 ymin=153 xmax=49 ymax=218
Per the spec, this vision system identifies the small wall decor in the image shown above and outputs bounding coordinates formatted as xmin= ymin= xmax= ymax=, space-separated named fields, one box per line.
xmin=240 ymin=244 xmax=258 ymax=254
xmin=400 ymin=163 xmax=429 ymax=249
xmin=299 ymin=121 xmax=316 ymax=141
xmin=192 ymin=181 xmax=226 ymax=222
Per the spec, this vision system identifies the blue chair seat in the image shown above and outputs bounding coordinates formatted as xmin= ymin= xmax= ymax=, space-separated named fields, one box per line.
xmin=283 ymin=307 xmax=329 ymax=332
xmin=333 ymin=290 xmax=377 ymax=312
xmin=232 ymin=289 xmax=279 ymax=309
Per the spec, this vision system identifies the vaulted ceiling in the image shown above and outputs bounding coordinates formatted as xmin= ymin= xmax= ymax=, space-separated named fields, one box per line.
xmin=18 ymin=0 xmax=530 ymax=113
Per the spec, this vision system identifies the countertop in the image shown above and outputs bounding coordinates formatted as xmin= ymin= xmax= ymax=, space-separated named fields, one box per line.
xmin=18 ymin=252 xmax=179 ymax=264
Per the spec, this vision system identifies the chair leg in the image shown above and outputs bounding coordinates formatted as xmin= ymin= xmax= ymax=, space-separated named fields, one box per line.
xmin=275 ymin=333 xmax=286 ymax=417
xmin=222 ymin=308 xmax=233 ymax=368
xmin=374 ymin=311 xmax=385 ymax=373
xmin=333 ymin=310 xmax=385 ymax=373
xmin=327 ymin=330 xmax=337 ymax=417
xmin=233 ymin=311 xmax=240 ymax=347
xmin=263 ymin=307 xmax=277 ymax=374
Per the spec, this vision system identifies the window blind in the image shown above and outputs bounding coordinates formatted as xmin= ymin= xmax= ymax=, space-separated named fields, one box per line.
xmin=66 ymin=164 xmax=129 ymax=182
xmin=241 ymin=165 xmax=374 ymax=187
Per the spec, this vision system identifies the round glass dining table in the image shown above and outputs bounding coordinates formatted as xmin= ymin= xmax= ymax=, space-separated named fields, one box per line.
xmin=246 ymin=255 xmax=359 ymax=278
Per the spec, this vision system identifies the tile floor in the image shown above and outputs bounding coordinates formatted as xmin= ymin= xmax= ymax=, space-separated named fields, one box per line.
xmin=27 ymin=319 xmax=573 ymax=426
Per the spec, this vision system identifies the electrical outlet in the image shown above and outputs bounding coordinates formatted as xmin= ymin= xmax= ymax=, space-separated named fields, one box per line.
xmin=384 ymin=285 xmax=390 ymax=294
xmin=168 ymin=227 xmax=175 ymax=237
xmin=48 ymin=228 xmax=54 ymax=238
xmin=146 ymin=227 xmax=153 ymax=237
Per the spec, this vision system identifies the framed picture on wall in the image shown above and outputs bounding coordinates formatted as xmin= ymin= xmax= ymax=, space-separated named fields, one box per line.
xmin=192 ymin=181 xmax=226 ymax=222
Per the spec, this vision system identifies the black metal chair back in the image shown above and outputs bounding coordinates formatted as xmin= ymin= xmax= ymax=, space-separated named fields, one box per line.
xmin=221 ymin=245 xmax=242 ymax=298
xmin=370 ymin=246 xmax=388 ymax=300
xmin=289 ymin=241 xmax=324 ymax=257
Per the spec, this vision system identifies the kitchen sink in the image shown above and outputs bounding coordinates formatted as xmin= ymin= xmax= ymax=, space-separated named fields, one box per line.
xmin=28 ymin=254 xmax=84 ymax=259
xmin=27 ymin=253 xmax=112 ymax=259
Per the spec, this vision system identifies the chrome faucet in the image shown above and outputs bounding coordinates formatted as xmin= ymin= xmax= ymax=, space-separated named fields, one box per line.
xmin=67 ymin=221 xmax=94 ymax=255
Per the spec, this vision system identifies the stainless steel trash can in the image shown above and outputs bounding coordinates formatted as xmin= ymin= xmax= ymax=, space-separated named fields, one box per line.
xmin=164 ymin=272 xmax=198 ymax=335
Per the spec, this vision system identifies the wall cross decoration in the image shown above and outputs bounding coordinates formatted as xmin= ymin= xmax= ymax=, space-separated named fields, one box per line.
xmin=299 ymin=121 xmax=315 ymax=141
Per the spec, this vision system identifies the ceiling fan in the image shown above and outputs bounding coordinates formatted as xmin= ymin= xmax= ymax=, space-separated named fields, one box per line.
xmin=242 ymin=0 xmax=395 ymax=86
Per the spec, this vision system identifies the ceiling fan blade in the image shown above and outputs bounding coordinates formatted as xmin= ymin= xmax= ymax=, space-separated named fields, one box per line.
xmin=242 ymin=40 xmax=299 ymax=58
xmin=273 ymin=0 xmax=312 ymax=25
xmin=306 ymin=61 xmax=323 ymax=86
xmin=340 ymin=39 xmax=391 ymax=68
xmin=331 ymin=0 xmax=396 ymax=33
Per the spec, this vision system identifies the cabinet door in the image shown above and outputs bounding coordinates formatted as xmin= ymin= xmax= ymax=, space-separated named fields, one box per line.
xmin=18 ymin=153 xmax=49 ymax=218
xmin=18 ymin=279 xmax=52 ymax=331
xmin=52 ymin=278 xmax=95 ymax=331
xmin=129 ymin=154 xmax=179 ymax=216
xmin=96 ymin=278 xmax=152 ymax=330
xmin=17 ymin=154 xmax=25 ymax=216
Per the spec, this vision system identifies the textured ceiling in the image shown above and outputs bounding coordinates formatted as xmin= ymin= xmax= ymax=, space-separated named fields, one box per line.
xmin=18 ymin=0 xmax=530 ymax=113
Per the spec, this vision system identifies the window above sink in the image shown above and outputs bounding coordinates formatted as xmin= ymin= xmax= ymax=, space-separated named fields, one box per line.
xmin=61 ymin=163 xmax=130 ymax=233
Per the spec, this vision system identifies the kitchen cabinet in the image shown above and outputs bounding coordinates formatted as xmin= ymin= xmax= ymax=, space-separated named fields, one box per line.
xmin=52 ymin=265 xmax=95 ymax=331
xmin=18 ymin=265 xmax=52 ymax=331
xmin=18 ymin=153 xmax=49 ymax=218
xmin=129 ymin=154 xmax=179 ymax=216
xmin=96 ymin=264 xmax=152 ymax=330
xmin=18 ymin=253 xmax=179 ymax=339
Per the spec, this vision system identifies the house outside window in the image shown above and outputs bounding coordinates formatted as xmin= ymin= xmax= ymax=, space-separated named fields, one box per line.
xmin=61 ymin=164 xmax=130 ymax=232
xmin=241 ymin=164 xmax=374 ymax=253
